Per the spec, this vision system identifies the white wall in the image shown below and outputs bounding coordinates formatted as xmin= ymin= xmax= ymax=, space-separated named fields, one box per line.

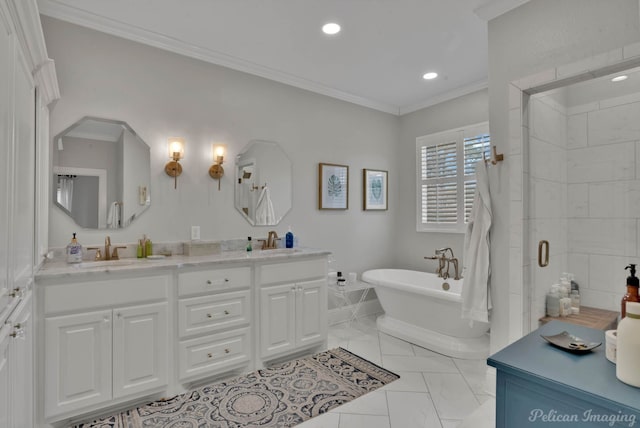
xmin=42 ymin=16 xmax=399 ymax=276
xmin=396 ymin=89 xmax=489 ymax=272
xmin=489 ymin=0 xmax=640 ymax=352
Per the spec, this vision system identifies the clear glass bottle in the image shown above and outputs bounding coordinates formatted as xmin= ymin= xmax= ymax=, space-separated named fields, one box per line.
xmin=570 ymin=289 xmax=580 ymax=314
xmin=546 ymin=286 xmax=560 ymax=317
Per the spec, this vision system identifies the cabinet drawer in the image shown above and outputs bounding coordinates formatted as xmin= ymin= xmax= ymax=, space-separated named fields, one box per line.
xmin=260 ymin=258 xmax=327 ymax=285
xmin=178 ymin=327 xmax=251 ymax=381
xmin=178 ymin=290 xmax=251 ymax=337
xmin=44 ymin=275 xmax=170 ymax=315
xmin=178 ymin=266 xmax=251 ymax=297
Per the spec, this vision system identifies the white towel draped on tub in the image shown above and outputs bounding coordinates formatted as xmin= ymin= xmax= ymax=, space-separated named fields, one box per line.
xmin=255 ymin=186 xmax=276 ymax=225
xmin=462 ymin=159 xmax=492 ymax=324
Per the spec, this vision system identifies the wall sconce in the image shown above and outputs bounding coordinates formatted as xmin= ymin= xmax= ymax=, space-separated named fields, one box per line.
xmin=209 ymin=144 xmax=226 ymax=190
xmin=165 ymin=137 xmax=185 ymax=189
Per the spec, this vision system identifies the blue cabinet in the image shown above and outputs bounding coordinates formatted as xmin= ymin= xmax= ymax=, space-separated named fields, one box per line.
xmin=488 ymin=321 xmax=640 ymax=427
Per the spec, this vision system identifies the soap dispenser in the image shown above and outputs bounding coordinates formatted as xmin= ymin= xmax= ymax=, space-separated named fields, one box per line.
xmin=621 ymin=264 xmax=640 ymax=319
xmin=66 ymin=232 xmax=83 ymax=263
xmin=285 ymin=226 xmax=294 ymax=249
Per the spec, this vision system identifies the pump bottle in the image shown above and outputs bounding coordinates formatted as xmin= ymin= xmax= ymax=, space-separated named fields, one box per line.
xmin=621 ymin=264 xmax=640 ymax=319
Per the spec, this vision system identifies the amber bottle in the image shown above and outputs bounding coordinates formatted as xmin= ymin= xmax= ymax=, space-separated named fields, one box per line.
xmin=621 ymin=264 xmax=640 ymax=319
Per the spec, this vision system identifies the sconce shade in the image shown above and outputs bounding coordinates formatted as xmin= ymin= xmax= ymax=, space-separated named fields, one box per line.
xmin=168 ymin=137 xmax=185 ymax=160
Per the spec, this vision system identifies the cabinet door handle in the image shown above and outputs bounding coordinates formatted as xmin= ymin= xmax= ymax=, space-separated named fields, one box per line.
xmin=207 ymin=353 xmax=213 ymax=358
xmin=224 ymin=310 xmax=229 ymax=315
xmin=9 ymin=323 xmax=24 ymax=339
xmin=225 ymin=348 xmax=230 ymax=354
xmin=538 ymin=240 xmax=549 ymax=267
xmin=206 ymin=280 xmax=212 ymax=285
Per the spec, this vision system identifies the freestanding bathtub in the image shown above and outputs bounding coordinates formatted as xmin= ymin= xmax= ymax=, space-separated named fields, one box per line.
xmin=362 ymin=269 xmax=489 ymax=359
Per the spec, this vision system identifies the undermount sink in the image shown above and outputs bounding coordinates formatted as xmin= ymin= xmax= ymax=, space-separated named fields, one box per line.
xmin=76 ymin=260 xmax=135 ymax=269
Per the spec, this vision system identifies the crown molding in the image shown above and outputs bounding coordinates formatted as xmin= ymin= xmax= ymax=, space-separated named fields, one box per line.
xmin=38 ymin=0 xmax=401 ymax=115
xmin=399 ymin=79 xmax=488 ymax=116
xmin=7 ymin=0 xmax=60 ymax=104
xmin=474 ymin=0 xmax=531 ymax=21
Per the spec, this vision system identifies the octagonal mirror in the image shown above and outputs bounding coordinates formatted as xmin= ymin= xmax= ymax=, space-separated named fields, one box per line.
xmin=235 ymin=140 xmax=292 ymax=226
xmin=52 ymin=117 xmax=151 ymax=229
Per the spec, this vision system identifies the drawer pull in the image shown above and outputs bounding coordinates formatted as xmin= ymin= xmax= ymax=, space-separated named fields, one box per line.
xmin=207 ymin=353 xmax=213 ymax=358
xmin=206 ymin=310 xmax=230 ymax=319
xmin=206 ymin=278 xmax=230 ymax=286
xmin=225 ymin=348 xmax=230 ymax=354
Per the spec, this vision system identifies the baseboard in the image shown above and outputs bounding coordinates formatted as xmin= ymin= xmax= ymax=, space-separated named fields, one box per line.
xmin=328 ymin=299 xmax=383 ymax=325
xmin=484 ymin=366 xmax=496 ymax=396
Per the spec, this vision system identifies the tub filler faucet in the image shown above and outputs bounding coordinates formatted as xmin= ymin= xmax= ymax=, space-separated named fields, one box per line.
xmin=424 ymin=248 xmax=461 ymax=280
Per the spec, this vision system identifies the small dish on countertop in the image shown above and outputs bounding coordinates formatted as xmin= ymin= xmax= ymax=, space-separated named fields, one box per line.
xmin=146 ymin=255 xmax=166 ymax=260
xmin=541 ymin=331 xmax=602 ymax=354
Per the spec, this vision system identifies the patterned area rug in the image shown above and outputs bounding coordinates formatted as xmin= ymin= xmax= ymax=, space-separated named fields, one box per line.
xmin=73 ymin=348 xmax=399 ymax=428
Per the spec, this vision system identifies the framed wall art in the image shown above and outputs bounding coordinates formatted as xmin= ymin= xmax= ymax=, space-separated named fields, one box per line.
xmin=319 ymin=163 xmax=349 ymax=209
xmin=363 ymin=169 xmax=388 ymax=210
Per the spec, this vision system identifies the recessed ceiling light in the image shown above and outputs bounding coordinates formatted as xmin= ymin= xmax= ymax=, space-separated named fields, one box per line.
xmin=611 ymin=75 xmax=628 ymax=82
xmin=322 ymin=23 xmax=341 ymax=35
xmin=422 ymin=72 xmax=438 ymax=80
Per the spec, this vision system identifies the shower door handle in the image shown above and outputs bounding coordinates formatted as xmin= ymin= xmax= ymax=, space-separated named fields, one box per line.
xmin=538 ymin=240 xmax=549 ymax=267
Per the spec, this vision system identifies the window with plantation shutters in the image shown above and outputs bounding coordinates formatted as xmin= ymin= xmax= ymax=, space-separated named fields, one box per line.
xmin=416 ymin=123 xmax=490 ymax=232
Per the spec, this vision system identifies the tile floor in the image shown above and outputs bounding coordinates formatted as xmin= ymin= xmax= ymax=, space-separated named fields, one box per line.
xmin=298 ymin=316 xmax=495 ymax=428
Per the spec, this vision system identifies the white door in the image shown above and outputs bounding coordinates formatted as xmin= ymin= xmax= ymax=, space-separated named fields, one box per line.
xmin=0 ymin=327 xmax=10 ymax=428
xmin=8 ymin=294 xmax=32 ymax=428
xmin=44 ymin=310 xmax=112 ymax=417
xmin=0 ymin=10 xmax=14 ymax=328
xmin=295 ymin=279 xmax=327 ymax=347
xmin=112 ymin=302 xmax=168 ymax=399
xmin=260 ymin=283 xmax=296 ymax=358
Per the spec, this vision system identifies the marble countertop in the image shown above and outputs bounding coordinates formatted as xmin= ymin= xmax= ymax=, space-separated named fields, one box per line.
xmin=36 ymin=247 xmax=331 ymax=280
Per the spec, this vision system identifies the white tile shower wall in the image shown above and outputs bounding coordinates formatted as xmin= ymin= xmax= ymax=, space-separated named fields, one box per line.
xmin=566 ymin=97 xmax=640 ymax=310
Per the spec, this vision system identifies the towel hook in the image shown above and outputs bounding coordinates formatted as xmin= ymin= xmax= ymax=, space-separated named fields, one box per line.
xmin=484 ymin=146 xmax=504 ymax=165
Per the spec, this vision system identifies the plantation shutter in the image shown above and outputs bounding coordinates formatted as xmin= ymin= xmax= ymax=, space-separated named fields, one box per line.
xmin=416 ymin=123 xmax=490 ymax=232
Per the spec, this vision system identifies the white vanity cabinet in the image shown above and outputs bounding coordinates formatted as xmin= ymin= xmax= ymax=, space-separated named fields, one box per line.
xmin=259 ymin=258 xmax=328 ymax=360
xmin=41 ymin=274 xmax=170 ymax=420
xmin=177 ymin=265 xmax=253 ymax=381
